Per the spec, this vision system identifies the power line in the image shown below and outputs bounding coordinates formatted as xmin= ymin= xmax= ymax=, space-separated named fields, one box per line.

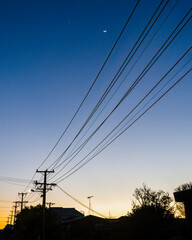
xmin=0 ymin=175 xmax=30 ymax=183
xmin=57 ymin=68 xmax=191 ymax=181
xmin=94 ymin=62 xmax=192 ymax=162
xmin=57 ymin=185 xmax=107 ymax=218
xmin=8 ymin=2 xmax=191 ymax=214
xmin=0 ymin=180 xmax=29 ymax=188
xmin=13 ymin=1 xmax=141 ymax=204
xmin=23 ymin=172 xmax=37 ymax=193
xmin=56 ymin=45 xmax=190 ymax=171
xmin=52 ymin=0 xmax=180 ymax=171
xmin=25 ymin=191 xmax=38 ymax=202
xmin=55 ymin=61 xmax=192 ymax=183
xmin=28 ymin=195 xmax=41 ymax=204
xmin=50 ymin=11 xmax=191 ymax=182
xmin=37 ymin=0 xmax=141 ymax=170
xmin=48 ymin=0 xmax=169 ymax=172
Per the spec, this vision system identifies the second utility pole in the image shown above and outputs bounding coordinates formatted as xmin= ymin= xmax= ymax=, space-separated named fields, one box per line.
xmin=35 ymin=170 xmax=56 ymax=240
xmin=13 ymin=201 xmax=20 ymax=225
xmin=18 ymin=192 xmax=28 ymax=211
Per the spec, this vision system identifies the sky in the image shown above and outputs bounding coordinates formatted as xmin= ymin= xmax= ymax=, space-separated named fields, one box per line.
xmin=0 ymin=0 xmax=192 ymax=229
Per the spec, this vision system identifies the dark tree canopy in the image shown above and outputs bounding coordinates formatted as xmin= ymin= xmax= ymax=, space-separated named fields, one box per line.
xmin=175 ymin=182 xmax=192 ymax=192
xmin=129 ymin=184 xmax=174 ymax=221
xmin=16 ymin=205 xmax=64 ymax=240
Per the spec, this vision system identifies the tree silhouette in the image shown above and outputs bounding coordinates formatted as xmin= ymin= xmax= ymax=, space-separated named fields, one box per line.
xmin=128 ymin=184 xmax=174 ymax=223
xmin=15 ymin=205 xmax=64 ymax=240
xmin=175 ymin=182 xmax=192 ymax=192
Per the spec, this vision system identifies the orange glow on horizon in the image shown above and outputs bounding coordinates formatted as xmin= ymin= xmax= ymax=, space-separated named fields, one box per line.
xmin=0 ymin=211 xmax=9 ymax=230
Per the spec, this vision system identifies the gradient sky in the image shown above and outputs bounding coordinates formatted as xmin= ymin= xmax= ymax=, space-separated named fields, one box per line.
xmin=0 ymin=0 xmax=192 ymax=229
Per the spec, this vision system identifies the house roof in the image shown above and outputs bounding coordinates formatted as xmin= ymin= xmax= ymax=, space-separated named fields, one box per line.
xmin=51 ymin=207 xmax=84 ymax=222
xmin=174 ymin=189 xmax=192 ymax=202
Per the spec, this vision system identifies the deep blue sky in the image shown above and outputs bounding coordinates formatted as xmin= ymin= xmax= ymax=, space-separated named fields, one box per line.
xmin=0 ymin=0 xmax=192 ymax=226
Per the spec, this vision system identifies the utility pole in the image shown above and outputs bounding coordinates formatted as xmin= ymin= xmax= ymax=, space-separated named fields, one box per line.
xmin=35 ymin=170 xmax=56 ymax=240
xmin=46 ymin=202 xmax=55 ymax=208
xmin=13 ymin=201 xmax=20 ymax=225
xmin=18 ymin=192 xmax=28 ymax=211
xmin=87 ymin=196 xmax=93 ymax=215
xmin=9 ymin=210 xmax=14 ymax=225
xmin=7 ymin=217 xmax=10 ymax=225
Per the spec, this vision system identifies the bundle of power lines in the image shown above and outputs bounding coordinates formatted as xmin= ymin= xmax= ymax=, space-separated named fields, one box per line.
xmin=7 ymin=0 xmax=191 ymax=215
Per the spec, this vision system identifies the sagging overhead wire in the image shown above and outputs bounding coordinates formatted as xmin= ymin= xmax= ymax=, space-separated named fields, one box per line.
xmin=23 ymin=172 xmax=38 ymax=193
xmin=0 ymin=180 xmax=28 ymax=188
xmin=37 ymin=0 xmax=141 ymax=171
xmin=57 ymin=185 xmax=107 ymax=218
xmin=54 ymin=0 xmax=180 ymax=168
xmin=0 ymin=175 xmax=31 ymax=187
xmin=55 ymin=47 xmax=190 ymax=174
xmin=52 ymin=45 xmax=192 ymax=182
xmin=49 ymin=10 xmax=191 ymax=182
xmin=47 ymin=0 xmax=151 ymax=171
xmin=55 ymin=66 xmax=192 ymax=183
xmin=25 ymin=191 xmax=39 ymax=202
xmin=0 ymin=175 xmax=30 ymax=183
xmin=48 ymin=0 xmax=169 ymax=171
xmin=92 ymin=60 xmax=192 ymax=164
xmin=28 ymin=195 xmax=42 ymax=204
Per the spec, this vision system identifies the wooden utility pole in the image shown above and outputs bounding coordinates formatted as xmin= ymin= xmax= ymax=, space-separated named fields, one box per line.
xmin=46 ymin=202 xmax=55 ymax=208
xmin=7 ymin=217 xmax=10 ymax=225
xmin=18 ymin=192 xmax=28 ymax=211
xmin=9 ymin=210 xmax=14 ymax=225
xmin=35 ymin=170 xmax=56 ymax=240
xmin=13 ymin=201 xmax=20 ymax=225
